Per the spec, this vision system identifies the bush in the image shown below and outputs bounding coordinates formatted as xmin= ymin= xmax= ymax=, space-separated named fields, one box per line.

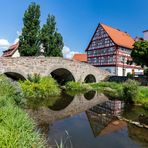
xmin=122 ymin=79 xmax=139 ymax=103
xmin=144 ymin=68 xmax=148 ymax=76
xmin=0 ymin=75 xmax=24 ymax=105
xmin=20 ymin=76 xmax=61 ymax=99
xmin=65 ymin=81 xmax=92 ymax=92
xmin=127 ymin=72 xmax=134 ymax=78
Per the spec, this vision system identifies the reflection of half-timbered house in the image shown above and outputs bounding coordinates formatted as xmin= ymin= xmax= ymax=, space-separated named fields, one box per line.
xmin=86 ymin=23 xmax=143 ymax=76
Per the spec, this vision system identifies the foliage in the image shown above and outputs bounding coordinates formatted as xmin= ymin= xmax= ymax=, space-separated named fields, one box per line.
xmin=20 ymin=76 xmax=61 ymax=99
xmin=0 ymin=99 xmax=44 ymax=147
xmin=136 ymin=86 xmax=148 ymax=107
xmin=127 ymin=72 xmax=134 ymax=78
xmin=131 ymin=41 xmax=148 ymax=67
xmin=18 ymin=2 xmax=64 ymax=57
xmin=55 ymin=130 xmax=72 ymax=148
xmin=0 ymin=75 xmax=45 ymax=147
xmin=0 ymin=75 xmax=24 ymax=105
xmin=91 ymin=82 xmax=123 ymax=99
xmin=18 ymin=2 xmax=41 ymax=56
xmin=40 ymin=14 xmax=64 ymax=57
xmin=65 ymin=81 xmax=92 ymax=92
xmin=144 ymin=68 xmax=148 ymax=76
xmin=122 ymin=79 xmax=140 ymax=103
xmin=27 ymin=73 xmax=41 ymax=83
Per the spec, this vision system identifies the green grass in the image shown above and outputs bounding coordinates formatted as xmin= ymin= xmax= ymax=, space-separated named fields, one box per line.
xmin=65 ymin=80 xmax=148 ymax=106
xmin=90 ymin=82 xmax=123 ymax=99
xmin=65 ymin=81 xmax=92 ymax=92
xmin=0 ymin=75 xmax=45 ymax=147
xmin=136 ymin=86 xmax=148 ymax=109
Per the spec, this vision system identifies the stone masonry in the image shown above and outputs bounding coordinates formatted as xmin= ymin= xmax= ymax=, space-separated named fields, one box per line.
xmin=0 ymin=57 xmax=109 ymax=82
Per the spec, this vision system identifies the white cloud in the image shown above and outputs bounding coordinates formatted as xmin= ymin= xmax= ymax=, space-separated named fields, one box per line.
xmin=0 ymin=39 xmax=10 ymax=51
xmin=13 ymin=38 xmax=19 ymax=44
xmin=62 ymin=46 xmax=79 ymax=59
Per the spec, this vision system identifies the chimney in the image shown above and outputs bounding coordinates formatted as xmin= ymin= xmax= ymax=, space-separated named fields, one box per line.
xmin=143 ymin=30 xmax=148 ymax=41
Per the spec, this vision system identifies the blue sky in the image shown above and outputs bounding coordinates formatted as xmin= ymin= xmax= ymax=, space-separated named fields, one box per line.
xmin=0 ymin=0 xmax=148 ymax=57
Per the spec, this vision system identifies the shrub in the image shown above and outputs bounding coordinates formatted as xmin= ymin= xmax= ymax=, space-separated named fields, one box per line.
xmin=0 ymin=75 xmax=24 ymax=105
xmin=65 ymin=81 xmax=92 ymax=92
xmin=127 ymin=72 xmax=134 ymax=78
xmin=144 ymin=68 xmax=148 ymax=76
xmin=20 ymin=76 xmax=61 ymax=99
xmin=27 ymin=73 xmax=41 ymax=83
xmin=122 ymin=79 xmax=140 ymax=103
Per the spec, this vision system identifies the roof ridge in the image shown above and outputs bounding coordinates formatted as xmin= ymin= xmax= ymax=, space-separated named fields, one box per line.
xmin=100 ymin=23 xmax=134 ymax=49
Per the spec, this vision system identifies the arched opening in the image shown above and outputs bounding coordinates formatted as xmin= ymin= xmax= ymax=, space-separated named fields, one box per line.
xmin=84 ymin=90 xmax=96 ymax=100
xmin=50 ymin=68 xmax=75 ymax=85
xmin=49 ymin=91 xmax=74 ymax=111
xmin=4 ymin=72 xmax=26 ymax=81
xmin=84 ymin=74 xmax=96 ymax=83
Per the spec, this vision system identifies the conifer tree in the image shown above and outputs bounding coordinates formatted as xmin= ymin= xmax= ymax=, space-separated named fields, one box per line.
xmin=18 ymin=2 xmax=40 ymax=56
xmin=40 ymin=14 xmax=64 ymax=57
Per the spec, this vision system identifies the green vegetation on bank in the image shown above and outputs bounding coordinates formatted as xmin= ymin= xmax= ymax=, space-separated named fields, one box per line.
xmin=20 ymin=74 xmax=61 ymax=100
xmin=65 ymin=81 xmax=92 ymax=92
xmin=65 ymin=80 xmax=148 ymax=108
xmin=0 ymin=75 xmax=44 ymax=147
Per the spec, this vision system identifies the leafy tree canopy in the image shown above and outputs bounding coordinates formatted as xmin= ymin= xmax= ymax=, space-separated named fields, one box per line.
xmin=18 ymin=2 xmax=41 ymax=56
xmin=18 ymin=3 xmax=64 ymax=57
xmin=40 ymin=14 xmax=64 ymax=57
xmin=131 ymin=41 xmax=148 ymax=67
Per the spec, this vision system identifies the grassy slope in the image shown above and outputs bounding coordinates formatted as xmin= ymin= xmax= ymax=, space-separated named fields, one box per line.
xmin=0 ymin=75 xmax=45 ymax=147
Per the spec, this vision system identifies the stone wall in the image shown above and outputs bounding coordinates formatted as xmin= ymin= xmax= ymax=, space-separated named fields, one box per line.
xmin=0 ymin=57 xmax=109 ymax=82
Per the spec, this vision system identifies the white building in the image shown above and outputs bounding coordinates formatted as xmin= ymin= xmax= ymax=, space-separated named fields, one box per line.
xmin=85 ymin=23 xmax=143 ymax=76
xmin=2 ymin=42 xmax=20 ymax=57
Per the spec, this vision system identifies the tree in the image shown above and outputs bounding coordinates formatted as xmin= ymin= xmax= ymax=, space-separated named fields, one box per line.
xmin=18 ymin=2 xmax=40 ymax=56
xmin=40 ymin=14 xmax=64 ymax=57
xmin=131 ymin=41 xmax=148 ymax=67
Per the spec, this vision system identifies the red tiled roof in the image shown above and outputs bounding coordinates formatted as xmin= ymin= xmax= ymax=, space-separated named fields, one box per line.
xmin=100 ymin=23 xmax=135 ymax=49
xmin=2 ymin=42 xmax=19 ymax=57
xmin=73 ymin=54 xmax=87 ymax=62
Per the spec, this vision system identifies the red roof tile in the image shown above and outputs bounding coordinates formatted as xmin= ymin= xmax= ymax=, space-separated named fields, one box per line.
xmin=100 ymin=23 xmax=135 ymax=49
xmin=73 ymin=54 xmax=87 ymax=62
xmin=2 ymin=42 xmax=19 ymax=57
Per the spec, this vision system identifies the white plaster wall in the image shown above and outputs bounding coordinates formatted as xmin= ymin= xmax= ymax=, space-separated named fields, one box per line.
xmin=99 ymin=67 xmax=116 ymax=75
xmin=12 ymin=50 xmax=20 ymax=57
xmin=117 ymin=67 xmax=143 ymax=76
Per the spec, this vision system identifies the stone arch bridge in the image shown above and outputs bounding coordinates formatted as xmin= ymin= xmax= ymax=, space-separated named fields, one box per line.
xmin=0 ymin=57 xmax=109 ymax=84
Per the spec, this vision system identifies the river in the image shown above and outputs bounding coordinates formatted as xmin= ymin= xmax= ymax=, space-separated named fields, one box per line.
xmin=26 ymin=91 xmax=148 ymax=148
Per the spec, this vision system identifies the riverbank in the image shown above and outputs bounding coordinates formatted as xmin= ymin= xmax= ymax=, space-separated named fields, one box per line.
xmin=65 ymin=80 xmax=148 ymax=108
xmin=0 ymin=75 xmax=45 ymax=147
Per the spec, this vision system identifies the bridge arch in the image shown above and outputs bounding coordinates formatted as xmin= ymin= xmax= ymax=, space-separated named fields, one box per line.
xmin=2 ymin=69 xmax=27 ymax=81
xmin=84 ymin=74 xmax=96 ymax=83
xmin=50 ymin=68 xmax=75 ymax=85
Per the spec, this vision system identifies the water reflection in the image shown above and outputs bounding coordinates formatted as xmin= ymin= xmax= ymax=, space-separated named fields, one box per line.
xmin=128 ymin=124 xmax=148 ymax=147
xmin=49 ymin=91 xmax=74 ymax=111
xmin=84 ymin=90 xmax=96 ymax=100
xmin=26 ymin=92 xmax=148 ymax=148
xmin=27 ymin=92 xmax=108 ymax=125
xmin=86 ymin=100 xmax=124 ymax=137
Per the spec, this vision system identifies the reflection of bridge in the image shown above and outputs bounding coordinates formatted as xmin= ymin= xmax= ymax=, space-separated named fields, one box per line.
xmin=0 ymin=57 xmax=109 ymax=84
xmin=27 ymin=92 xmax=108 ymax=124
